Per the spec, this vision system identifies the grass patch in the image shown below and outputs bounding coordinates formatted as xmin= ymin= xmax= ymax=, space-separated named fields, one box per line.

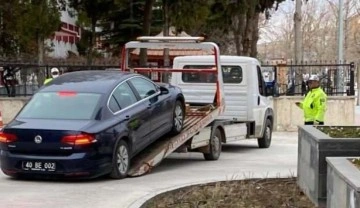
xmin=316 ymin=126 xmax=360 ymax=138
xmin=143 ymin=177 xmax=316 ymax=208
xmin=350 ymin=158 xmax=360 ymax=169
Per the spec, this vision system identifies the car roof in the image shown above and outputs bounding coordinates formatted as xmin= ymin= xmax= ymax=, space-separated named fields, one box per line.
xmin=40 ymin=70 xmax=134 ymax=94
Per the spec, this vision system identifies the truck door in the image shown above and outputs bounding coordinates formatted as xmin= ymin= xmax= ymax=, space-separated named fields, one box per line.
xmin=253 ymin=65 xmax=271 ymax=137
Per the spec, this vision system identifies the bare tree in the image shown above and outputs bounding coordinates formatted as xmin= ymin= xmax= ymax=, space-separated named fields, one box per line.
xmin=258 ymin=0 xmax=359 ymax=63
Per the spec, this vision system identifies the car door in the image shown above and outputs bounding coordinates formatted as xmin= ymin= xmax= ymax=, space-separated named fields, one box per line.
xmin=109 ymin=81 xmax=151 ymax=151
xmin=128 ymin=77 xmax=171 ymax=142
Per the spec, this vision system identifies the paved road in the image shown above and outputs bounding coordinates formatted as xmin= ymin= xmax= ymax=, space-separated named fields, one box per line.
xmin=0 ymin=132 xmax=298 ymax=208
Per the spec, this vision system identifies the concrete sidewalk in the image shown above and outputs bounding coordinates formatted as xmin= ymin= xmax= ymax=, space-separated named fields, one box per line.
xmin=1 ymin=106 xmax=359 ymax=208
xmin=128 ymin=131 xmax=299 ymax=208
xmin=0 ymin=131 xmax=299 ymax=208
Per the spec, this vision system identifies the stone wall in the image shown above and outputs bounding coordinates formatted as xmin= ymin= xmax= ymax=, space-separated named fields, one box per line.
xmin=327 ymin=157 xmax=360 ymax=208
xmin=0 ymin=96 xmax=356 ymax=132
xmin=0 ymin=97 xmax=29 ymax=124
xmin=298 ymin=126 xmax=360 ymax=207
xmin=273 ymin=96 xmax=355 ymax=131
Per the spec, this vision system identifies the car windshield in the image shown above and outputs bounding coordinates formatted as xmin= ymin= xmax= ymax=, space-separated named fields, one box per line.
xmin=18 ymin=92 xmax=102 ymax=120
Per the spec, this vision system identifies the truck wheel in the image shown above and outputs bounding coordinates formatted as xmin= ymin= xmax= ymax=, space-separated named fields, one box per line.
xmin=258 ymin=119 xmax=272 ymax=148
xmin=203 ymin=128 xmax=222 ymax=161
xmin=110 ymin=140 xmax=130 ymax=179
xmin=170 ymin=100 xmax=184 ymax=134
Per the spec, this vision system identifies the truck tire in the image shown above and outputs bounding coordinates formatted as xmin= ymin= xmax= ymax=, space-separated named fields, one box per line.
xmin=203 ymin=128 xmax=222 ymax=160
xmin=110 ymin=140 xmax=130 ymax=179
xmin=257 ymin=119 xmax=272 ymax=148
xmin=170 ymin=100 xmax=185 ymax=134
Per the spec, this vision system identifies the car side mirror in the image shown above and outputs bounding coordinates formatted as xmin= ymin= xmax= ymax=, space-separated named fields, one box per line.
xmin=159 ymin=86 xmax=169 ymax=95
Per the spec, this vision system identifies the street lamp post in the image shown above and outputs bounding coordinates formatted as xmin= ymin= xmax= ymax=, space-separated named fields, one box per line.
xmin=294 ymin=0 xmax=303 ymax=94
xmin=337 ymin=0 xmax=344 ymax=94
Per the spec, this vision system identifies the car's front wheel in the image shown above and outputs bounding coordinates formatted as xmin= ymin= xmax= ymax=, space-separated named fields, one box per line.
xmin=170 ymin=100 xmax=184 ymax=134
xmin=110 ymin=140 xmax=130 ymax=179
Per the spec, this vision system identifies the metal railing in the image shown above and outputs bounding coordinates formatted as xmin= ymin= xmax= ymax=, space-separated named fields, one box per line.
xmin=262 ymin=61 xmax=355 ymax=96
xmin=0 ymin=62 xmax=120 ymax=97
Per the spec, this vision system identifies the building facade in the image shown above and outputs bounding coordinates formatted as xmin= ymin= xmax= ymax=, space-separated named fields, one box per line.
xmin=46 ymin=4 xmax=80 ymax=58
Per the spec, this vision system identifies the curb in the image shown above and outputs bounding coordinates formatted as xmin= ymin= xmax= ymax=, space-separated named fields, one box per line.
xmin=127 ymin=179 xmax=229 ymax=208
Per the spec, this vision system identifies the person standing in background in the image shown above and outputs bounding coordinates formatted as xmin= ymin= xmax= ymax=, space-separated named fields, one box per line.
xmin=296 ymin=74 xmax=327 ymax=125
xmin=44 ymin=67 xmax=60 ymax=85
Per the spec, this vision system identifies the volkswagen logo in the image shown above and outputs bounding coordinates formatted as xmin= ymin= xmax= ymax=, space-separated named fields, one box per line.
xmin=34 ymin=135 xmax=42 ymax=144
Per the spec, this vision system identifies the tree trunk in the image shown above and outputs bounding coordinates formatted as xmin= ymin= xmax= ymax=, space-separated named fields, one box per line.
xmin=163 ymin=0 xmax=170 ymax=67
xmin=37 ymin=35 xmax=44 ymax=65
xmin=162 ymin=0 xmax=170 ymax=82
xmin=233 ymin=29 xmax=242 ymax=55
xmin=233 ymin=13 xmax=247 ymax=55
xmin=37 ymin=34 xmax=45 ymax=87
xmin=242 ymin=16 xmax=252 ymax=56
xmin=250 ymin=12 xmax=260 ymax=58
xmin=88 ymin=18 xmax=96 ymax=66
xmin=140 ymin=0 xmax=155 ymax=66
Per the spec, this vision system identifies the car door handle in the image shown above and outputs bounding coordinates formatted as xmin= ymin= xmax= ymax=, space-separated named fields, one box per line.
xmin=124 ymin=115 xmax=130 ymax=121
xmin=258 ymin=96 xmax=260 ymax=105
xmin=147 ymin=103 xmax=152 ymax=109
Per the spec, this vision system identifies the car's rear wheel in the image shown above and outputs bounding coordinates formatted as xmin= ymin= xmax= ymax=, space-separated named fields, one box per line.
xmin=110 ymin=140 xmax=130 ymax=179
xmin=170 ymin=100 xmax=184 ymax=134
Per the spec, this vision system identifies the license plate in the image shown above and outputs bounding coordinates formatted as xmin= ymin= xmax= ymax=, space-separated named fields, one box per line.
xmin=22 ymin=161 xmax=56 ymax=172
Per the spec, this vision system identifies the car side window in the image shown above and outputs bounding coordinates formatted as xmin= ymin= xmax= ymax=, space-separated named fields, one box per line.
xmin=109 ymin=82 xmax=138 ymax=113
xmin=129 ymin=77 xmax=158 ymax=99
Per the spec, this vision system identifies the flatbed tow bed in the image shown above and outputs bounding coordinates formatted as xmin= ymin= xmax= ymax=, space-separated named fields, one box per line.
xmin=122 ymin=37 xmax=226 ymax=177
xmin=128 ymin=105 xmax=218 ymax=176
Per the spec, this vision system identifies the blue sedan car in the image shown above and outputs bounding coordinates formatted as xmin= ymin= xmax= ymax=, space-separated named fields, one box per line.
xmin=0 ymin=70 xmax=185 ymax=179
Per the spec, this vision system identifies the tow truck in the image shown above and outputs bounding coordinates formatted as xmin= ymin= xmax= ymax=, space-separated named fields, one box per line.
xmin=121 ymin=36 xmax=227 ymax=177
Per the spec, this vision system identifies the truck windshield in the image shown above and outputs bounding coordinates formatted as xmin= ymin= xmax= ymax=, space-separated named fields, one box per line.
xmin=182 ymin=65 xmax=242 ymax=84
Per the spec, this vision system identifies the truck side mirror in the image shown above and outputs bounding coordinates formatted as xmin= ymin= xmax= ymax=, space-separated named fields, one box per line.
xmin=264 ymin=81 xmax=278 ymax=97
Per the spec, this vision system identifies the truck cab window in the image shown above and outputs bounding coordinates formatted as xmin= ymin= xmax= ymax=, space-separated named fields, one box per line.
xmin=182 ymin=65 xmax=242 ymax=84
xmin=257 ymin=66 xmax=266 ymax=96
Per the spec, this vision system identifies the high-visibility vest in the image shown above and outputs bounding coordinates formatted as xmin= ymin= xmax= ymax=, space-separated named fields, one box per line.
xmin=43 ymin=78 xmax=53 ymax=85
xmin=299 ymin=87 xmax=327 ymax=122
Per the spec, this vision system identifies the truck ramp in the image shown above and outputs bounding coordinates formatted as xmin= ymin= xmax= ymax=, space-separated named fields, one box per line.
xmin=128 ymin=105 xmax=222 ymax=176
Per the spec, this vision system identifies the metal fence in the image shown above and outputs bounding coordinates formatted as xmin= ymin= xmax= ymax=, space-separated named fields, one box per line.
xmin=0 ymin=62 xmax=119 ymax=97
xmin=0 ymin=60 xmax=356 ymax=97
xmin=262 ymin=61 xmax=356 ymax=96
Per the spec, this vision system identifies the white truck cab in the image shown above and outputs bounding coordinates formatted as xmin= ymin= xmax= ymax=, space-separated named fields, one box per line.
xmin=170 ymin=55 xmax=274 ymax=148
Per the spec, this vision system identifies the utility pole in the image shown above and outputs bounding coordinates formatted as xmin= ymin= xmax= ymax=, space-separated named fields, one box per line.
xmin=294 ymin=0 xmax=303 ymax=94
xmin=336 ymin=0 xmax=344 ymax=94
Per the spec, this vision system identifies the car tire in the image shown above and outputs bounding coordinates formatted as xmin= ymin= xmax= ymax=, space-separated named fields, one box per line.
xmin=110 ymin=140 xmax=130 ymax=179
xmin=203 ymin=128 xmax=222 ymax=161
xmin=170 ymin=100 xmax=184 ymax=135
xmin=257 ymin=119 xmax=272 ymax=148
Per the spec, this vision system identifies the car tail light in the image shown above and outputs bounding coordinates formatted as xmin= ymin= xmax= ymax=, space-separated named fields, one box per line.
xmin=58 ymin=91 xmax=77 ymax=97
xmin=61 ymin=133 xmax=96 ymax=145
xmin=0 ymin=132 xmax=17 ymax=143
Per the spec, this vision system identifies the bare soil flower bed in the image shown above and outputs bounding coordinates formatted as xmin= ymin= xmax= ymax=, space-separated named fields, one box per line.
xmin=143 ymin=177 xmax=316 ymax=208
